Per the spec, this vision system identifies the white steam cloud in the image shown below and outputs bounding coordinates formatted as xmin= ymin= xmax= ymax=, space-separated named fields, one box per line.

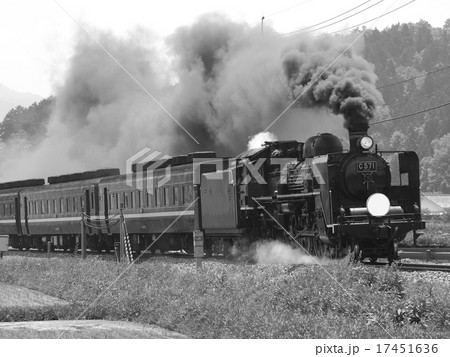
xmin=247 ymin=131 xmax=278 ymax=150
xmin=255 ymin=241 xmax=329 ymax=265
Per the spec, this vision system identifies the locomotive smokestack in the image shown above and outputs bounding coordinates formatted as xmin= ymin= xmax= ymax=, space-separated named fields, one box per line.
xmin=348 ymin=123 xmax=368 ymax=151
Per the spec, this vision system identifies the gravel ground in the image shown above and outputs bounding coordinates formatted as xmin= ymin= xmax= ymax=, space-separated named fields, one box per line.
xmin=0 ymin=320 xmax=188 ymax=338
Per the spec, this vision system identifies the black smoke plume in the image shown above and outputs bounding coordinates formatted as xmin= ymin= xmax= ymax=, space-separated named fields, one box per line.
xmin=282 ymin=38 xmax=383 ymax=131
xmin=0 ymin=15 xmax=384 ymax=181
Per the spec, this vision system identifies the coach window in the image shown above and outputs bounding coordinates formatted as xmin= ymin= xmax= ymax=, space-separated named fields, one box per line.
xmin=130 ymin=191 xmax=135 ymax=208
xmin=183 ymin=186 xmax=188 ymax=203
xmin=172 ymin=187 xmax=178 ymax=205
xmin=52 ymin=199 xmax=56 ymax=214
xmin=91 ymin=193 xmax=94 ymax=210
xmin=180 ymin=186 xmax=185 ymax=204
xmin=115 ymin=193 xmax=119 ymax=210
xmin=122 ymin=192 xmax=128 ymax=208
xmin=47 ymin=200 xmax=51 ymax=214
xmin=138 ymin=191 xmax=142 ymax=208
xmin=184 ymin=185 xmax=191 ymax=203
xmin=163 ymin=187 xmax=169 ymax=206
xmin=153 ymin=189 xmax=158 ymax=207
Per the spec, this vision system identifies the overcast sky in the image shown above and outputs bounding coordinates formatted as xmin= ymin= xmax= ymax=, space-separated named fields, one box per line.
xmin=1 ymin=0 xmax=449 ymax=97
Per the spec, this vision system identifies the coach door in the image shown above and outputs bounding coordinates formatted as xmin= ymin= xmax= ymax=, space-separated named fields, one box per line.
xmin=89 ymin=184 xmax=101 ymax=235
xmin=14 ymin=195 xmax=23 ymax=237
xmin=21 ymin=195 xmax=30 ymax=236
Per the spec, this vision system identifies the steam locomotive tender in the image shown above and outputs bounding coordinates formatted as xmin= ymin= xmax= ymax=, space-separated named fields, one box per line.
xmin=0 ymin=126 xmax=425 ymax=262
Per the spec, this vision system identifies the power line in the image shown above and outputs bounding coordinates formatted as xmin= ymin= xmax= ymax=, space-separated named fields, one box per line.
xmin=314 ymin=0 xmax=415 ymax=37
xmin=377 ymin=63 xmax=450 ymax=89
xmin=384 ymin=84 xmax=450 ymax=109
xmin=282 ymin=0 xmax=384 ymax=36
xmin=282 ymin=0 xmax=371 ymax=34
xmin=371 ymin=100 xmax=450 ymax=125
xmin=265 ymin=0 xmax=314 ymax=18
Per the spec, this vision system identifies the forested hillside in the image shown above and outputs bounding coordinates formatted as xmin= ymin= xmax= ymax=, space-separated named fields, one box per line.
xmin=0 ymin=97 xmax=54 ymax=151
xmin=364 ymin=20 xmax=450 ymax=192
xmin=0 ymin=20 xmax=449 ymax=192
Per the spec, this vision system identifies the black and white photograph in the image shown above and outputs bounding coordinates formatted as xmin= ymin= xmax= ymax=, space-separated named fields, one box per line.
xmin=0 ymin=0 xmax=449 ymax=351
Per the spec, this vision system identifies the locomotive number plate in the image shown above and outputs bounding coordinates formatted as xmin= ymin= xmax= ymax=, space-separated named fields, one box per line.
xmin=356 ymin=161 xmax=377 ymax=172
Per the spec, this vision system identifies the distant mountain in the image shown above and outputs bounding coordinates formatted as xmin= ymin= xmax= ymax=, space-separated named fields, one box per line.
xmin=0 ymin=83 xmax=43 ymax=120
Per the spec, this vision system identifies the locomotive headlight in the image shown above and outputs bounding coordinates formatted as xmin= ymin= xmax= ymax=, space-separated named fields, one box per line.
xmin=366 ymin=193 xmax=390 ymax=217
xmin=359 ymin=136 xmax=374 ymax=150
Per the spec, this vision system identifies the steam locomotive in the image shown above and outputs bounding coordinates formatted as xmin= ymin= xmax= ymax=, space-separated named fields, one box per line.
xmin=0 ymin=125 xmax=425 ymax=262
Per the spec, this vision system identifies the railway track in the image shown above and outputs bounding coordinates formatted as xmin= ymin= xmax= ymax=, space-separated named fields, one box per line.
xmin=398 ymin=247 xmax=450 ymax=261
xmin=397 ymin=262 xmax=450 ymax=272
xmin=364 ymin=261 xmax=450 ymax=272
xmin=4 ymin=247 xmax=450 ymax=273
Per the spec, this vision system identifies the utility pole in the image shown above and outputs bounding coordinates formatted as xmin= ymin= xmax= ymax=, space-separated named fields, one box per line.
xmin=261 ymin=16 xmax=265 ymax=34
xmin=81 ymin=212 xmax=86 ymax=259
xmin=119 ymin=206 xmax=125 ymax=263
xmin=193 ymin=185 xmax=203 ymax=270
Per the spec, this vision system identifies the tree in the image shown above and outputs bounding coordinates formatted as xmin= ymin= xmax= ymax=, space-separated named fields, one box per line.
xmin=415 ymin=20 xmax=433 ymax=52
xmin=0 ymin=97 xmax=54 ymax=145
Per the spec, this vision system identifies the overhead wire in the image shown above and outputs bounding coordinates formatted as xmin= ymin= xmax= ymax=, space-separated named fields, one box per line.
xmin=282 ymin=0 xmax=372 ymax=34
xmin=383 ymin=83 xmax=450 ymax=109
xmin=282 ymin=0 xmax=384 ymax=35
xmin=313 ymin=0 xmax=415 ymax=37
xmin=371 ymin=100 xmax=450 ymax=125
xmin=377 ymin=63 xmax=450 ymax=89
xmin=264 ymin=0 xmax=315 ymax=18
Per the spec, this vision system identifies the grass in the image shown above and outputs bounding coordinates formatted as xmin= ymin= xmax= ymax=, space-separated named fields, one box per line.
xmin=402 ymin=214 xmax=450 ymax=247
xmin=0 ymin=255 xmax=449 ymax=338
